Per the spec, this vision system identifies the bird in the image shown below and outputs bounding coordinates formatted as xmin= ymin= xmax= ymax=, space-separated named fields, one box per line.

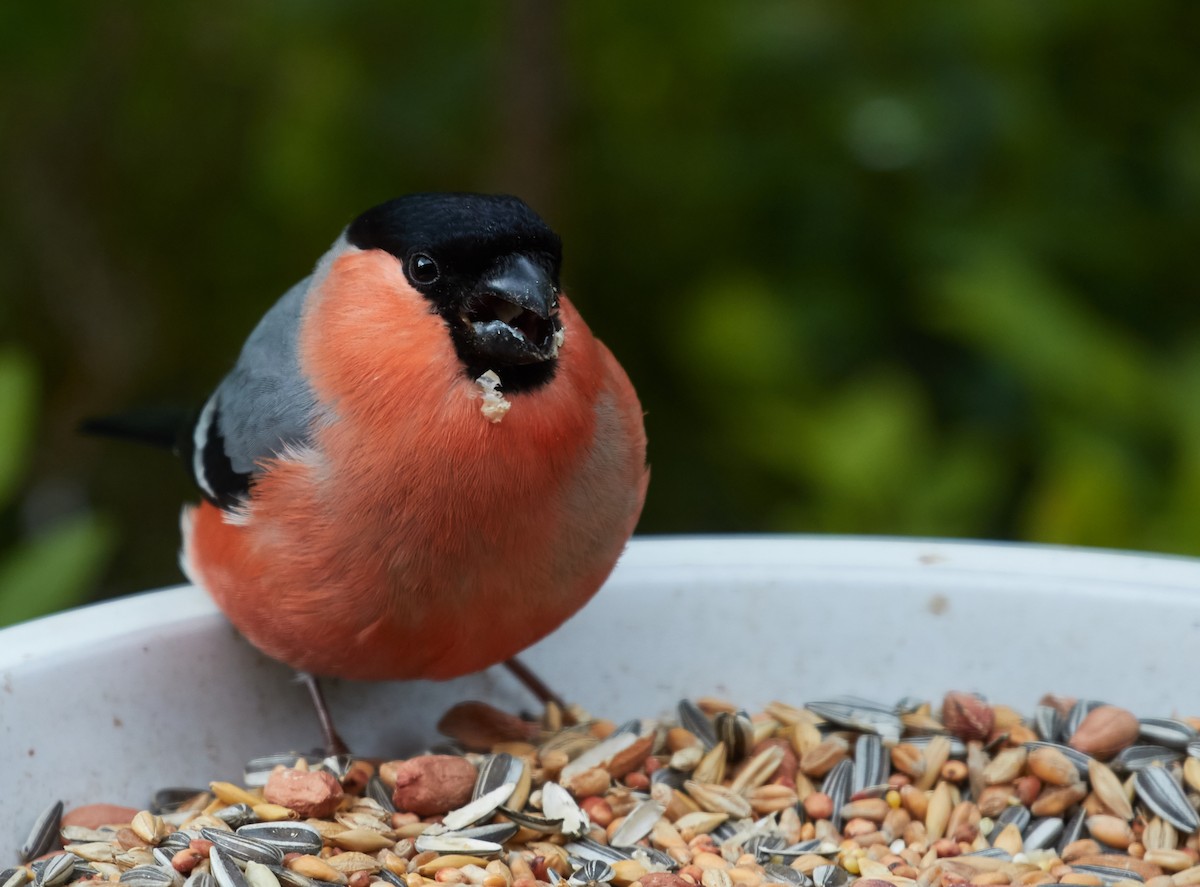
xmin=90 ymin=193 xmax=648 ymax=748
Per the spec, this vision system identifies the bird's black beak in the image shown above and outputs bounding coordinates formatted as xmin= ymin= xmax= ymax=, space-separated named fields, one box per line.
xmin=460 ymin=255 xmax=563 ymax=365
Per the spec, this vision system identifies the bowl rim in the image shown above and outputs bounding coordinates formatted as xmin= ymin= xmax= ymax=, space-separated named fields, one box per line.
xmin=3 ymin=533 xmax=1199 ymax=670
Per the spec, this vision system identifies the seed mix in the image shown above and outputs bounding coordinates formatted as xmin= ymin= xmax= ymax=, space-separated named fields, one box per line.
xmin=11 ymin=693 xmax=1200 ymax=887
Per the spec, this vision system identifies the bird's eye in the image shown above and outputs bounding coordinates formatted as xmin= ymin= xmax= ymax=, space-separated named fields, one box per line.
xmin=408 ymin=253 xmax=440 ymax=285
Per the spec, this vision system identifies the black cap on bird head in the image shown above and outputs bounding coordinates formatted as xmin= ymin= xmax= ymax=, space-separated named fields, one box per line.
xmin=347 ymin=193 xmax=564 ymax=393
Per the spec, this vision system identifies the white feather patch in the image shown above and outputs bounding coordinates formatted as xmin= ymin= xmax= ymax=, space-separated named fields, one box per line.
xmin=192 ymin=395 xmax=219 ymax=501
xmin=177 ymin=506 xmax=204 ymax=589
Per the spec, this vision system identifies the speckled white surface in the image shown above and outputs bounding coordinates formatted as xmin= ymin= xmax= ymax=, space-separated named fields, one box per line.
xmin=2 ymin=535 xmax=1199 ymax=860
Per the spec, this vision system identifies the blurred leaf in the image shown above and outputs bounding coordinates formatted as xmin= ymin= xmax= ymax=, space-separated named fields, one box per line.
xmin=922 ymin=249 xmax=1154 ymax=420
xmin=1019 ymin=425 xmax=1148 ymax=550
xmin=797 ymin=369 xmax=929 ymax=508
xmin=0 ymin=512 xmax=116 ymax=626
xmin=0 ymin=347 xmax=37 ymax=507
xmin=674 ymin=276 xmax=809 ymax=391
xmin=900 ymin=429 xmax=1010 ymax=537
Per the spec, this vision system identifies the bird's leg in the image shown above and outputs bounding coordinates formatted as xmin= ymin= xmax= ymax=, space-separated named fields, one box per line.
xmin=296 ymin=671 xmax=350 ymax=756
xmin=503 ymin=657 xmax=573 ymax=721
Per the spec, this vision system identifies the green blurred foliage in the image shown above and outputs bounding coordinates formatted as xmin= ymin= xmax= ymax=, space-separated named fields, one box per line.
xmin=2 ymin=0 xmax=1199 ymax=617
xmin=0 ymin=349 xmax=114 ymax=624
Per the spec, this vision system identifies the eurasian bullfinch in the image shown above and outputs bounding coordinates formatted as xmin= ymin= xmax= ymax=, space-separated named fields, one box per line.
xmin=176 ymin=193 xmax=647 ymax=712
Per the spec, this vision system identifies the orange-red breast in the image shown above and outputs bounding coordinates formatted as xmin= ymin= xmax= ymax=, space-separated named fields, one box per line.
xmin=179 ymin=193 xmax=647 ymax=681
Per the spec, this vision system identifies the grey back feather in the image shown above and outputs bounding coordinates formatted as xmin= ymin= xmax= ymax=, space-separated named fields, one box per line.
xmin=214 ymin=275 xmax=317 ymax=474
xmin=192 ymin=270 xmax=321 ymax=505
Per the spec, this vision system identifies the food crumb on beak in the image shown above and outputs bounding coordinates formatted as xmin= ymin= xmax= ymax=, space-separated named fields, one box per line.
xmin=475 ymin=370 xmax=511 ymax=423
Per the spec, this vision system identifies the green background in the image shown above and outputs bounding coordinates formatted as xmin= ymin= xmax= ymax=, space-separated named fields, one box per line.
xmin=3 ymin=1 xmax=1199 ymax=624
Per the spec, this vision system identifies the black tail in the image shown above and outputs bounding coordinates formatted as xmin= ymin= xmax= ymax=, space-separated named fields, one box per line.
xmin=79 ymin=406 xmax=195 ymax=454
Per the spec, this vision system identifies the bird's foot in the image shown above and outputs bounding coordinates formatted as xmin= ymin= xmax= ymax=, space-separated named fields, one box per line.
xmin=296 ymin=671 xmax=350 ymax=756
xmin=503 ymin=656 xmax=577 ymax=726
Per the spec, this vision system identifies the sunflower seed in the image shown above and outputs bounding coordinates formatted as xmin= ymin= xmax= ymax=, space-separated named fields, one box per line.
xmin=822 ymin=758 xmax=853 ymax=830
xmin=852 ymin=734 xmax=886 ymax=793
xmin=764 ymin=864 xmax=812 ymax=887
xmin=1035 ymin=705 xmax=1065 ymax=743
xmin=1189 ymin=739 xmax=1200 ymax=760
xmin=1023 ymin=741 xmax=1091 ymax=777
xmin=214 ymin=804 xmax=258 ymax=829
xmin=442 ymin=782 xmax=516 ymax=830
xmin=235 ymin=823 xmax=323 ymax=856
xmin=497 ymin=806 xmax=564 ymax=833
xmin=1134 ymin=766 xmax=1200 ymax=833
xmin=267 ymin=868 xmax=312 ymax=887
xmin=318 ymin=755 xmax=354 ymax=781
xmin=678 ymin=700 xmax=717 ymax=749
xmin=414 ymin=834 xmax=503 ymax=855
xmin=1 ymin=869 xmax=28 ymax=887
xmin=21 ymin=800 xmax=63 ymax=863
xmin=904 ymin=734 xmax=968 ymax=758
xmin=1022 ymin=817 xmax=1063 ymax=851
xmin=364 ymin=776 xmax=395 ymax=814
xmin=120 ymin=867 xmax=179 ymax=887
xmin=715 ymin=711 xmax=754 ymax=762
xmin=1072 ymin=865 xmax=1145 ymax=885
xmin=35 ymin=856 xmax=75 ymax=887
xmin=159 ymin=833 xmax=194 ymax=854
xmin=650 ymin=766 xmax=688 ymax=791
xmin=152 ymin=789 xmax=209 ymax=815
xmin=608 ymin=800 xmax=664 ymax=848
xmin=200 ymin=829 xmax=284 ymax=866
xmin=613 ymin=719 xmax=643 ymax=737
xmin=567 ymin=861 xmax=614 ymax=887
xmin=716 ymin=823 xmax=750 ymax=848
xmin=806 ymin=698 xmax=902 ymax=744
xmin=564 ymin=839 xmax=632 ymax=864
xmin=758 ymin=845 xmax=828 ymax=864
xmin=210 ymin=849 xmax=249 ymax=887
xmin=995 ymin=804 xmax=1031 ymax=835
xmin=1139 ymin=719 xmax=1197 ymax=750
xmin=474 ymin=754 xmax=523 ymax=799
xmin=376 ymin=872 xmax=405 ymax=887
xmin=542 ymin=782 xmax=588 ymax=837
xmin=633 ymin=848 xmax=675 ymax=869
xmin=1058 ymin=808 xmax=1087 ymax=856
xmin=153 ymin=848 xmax=176 ymax=867
xmin=451 ymin=822 xmax=519 ymax=844
xmin=269 ymin=868 xmax=325 ymax=887
xmin=744 ymin=835 xmax=786 ymax=863
xmin=812 ymin=865 xmax=852 ymax=887
xmin=186 ymin=874 xmax=217 ymax=887
xmin=964 ymin=848 xmax=1013 ymax=860
xmin=1113 ymin=745 xmax=1183 ymax=773
xmin=127 ymin=868 xmax=183 ymax=887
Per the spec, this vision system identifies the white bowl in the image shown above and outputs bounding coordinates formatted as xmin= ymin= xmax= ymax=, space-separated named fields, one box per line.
xmin=3 ymin=535 xmax=1198 ymax=859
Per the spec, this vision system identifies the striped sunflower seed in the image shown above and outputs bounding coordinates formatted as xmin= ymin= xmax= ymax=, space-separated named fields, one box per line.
xmin=200 ymin=829 xmax=284 ymax=866
xmin=1134 ymin=766 xmax=1200 ymax=833
xmin=209 ymin=849 xmax=249 ymax=887
xmin=21 ymin=800 xmax=63 ymax=863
